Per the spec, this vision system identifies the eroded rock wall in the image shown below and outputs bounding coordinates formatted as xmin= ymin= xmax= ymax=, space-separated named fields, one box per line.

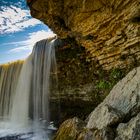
xmin=27 ymin=0 xmax=140 ymax=70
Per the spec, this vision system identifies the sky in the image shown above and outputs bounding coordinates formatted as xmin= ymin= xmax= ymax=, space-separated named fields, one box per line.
xmin=0 ymin=0 xmax=55 ymax=64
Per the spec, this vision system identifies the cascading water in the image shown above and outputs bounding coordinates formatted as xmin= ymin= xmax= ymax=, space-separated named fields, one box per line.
xmin=0 ymin=38 xmax=58 ymax=139
xmin=0 ymin=61 xmax=23 ymax=119
xmin=11 ymin=56 xmax=32 ymax=127
xmin=30 ymin=39 xmax=57 ymax=139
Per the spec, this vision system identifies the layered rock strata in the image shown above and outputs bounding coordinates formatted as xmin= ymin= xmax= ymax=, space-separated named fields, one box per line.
xmin=27 ymin=0 xmax=140 ymax=70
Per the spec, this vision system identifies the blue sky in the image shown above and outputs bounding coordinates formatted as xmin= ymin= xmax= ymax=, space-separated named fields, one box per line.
xmin=0 ymin=0 xmax=55 ymax=64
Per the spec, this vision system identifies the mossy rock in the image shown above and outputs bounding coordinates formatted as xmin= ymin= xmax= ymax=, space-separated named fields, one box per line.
xmin=53 ymin=117 xmax=85 ymax=140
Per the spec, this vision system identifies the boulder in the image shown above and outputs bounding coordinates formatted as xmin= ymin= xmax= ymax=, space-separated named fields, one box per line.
xmin=86 ymin=105 xmax=123 ymax=129
xmin=53 ymin=117 xmax=85 ymax=140
xmin=87 ymin=67 xmax=140 ymax=129
xmin=115 ymin=113 xmax=140 ymax=140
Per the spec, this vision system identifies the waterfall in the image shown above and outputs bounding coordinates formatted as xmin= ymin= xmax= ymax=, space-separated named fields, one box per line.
xmin=11 ymin=56 xmax=32 ymax=127
xmin=0 ymin=38 xmax=58 ymax=139
xmin=0 ymin=61 xmax=23 ymax=119
xmin=31 ymin=38 xmax=57 ymax=140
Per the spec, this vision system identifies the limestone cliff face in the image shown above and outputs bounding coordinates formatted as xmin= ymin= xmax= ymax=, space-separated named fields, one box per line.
xmin=27 ymin=0 xmax=140 ymax=70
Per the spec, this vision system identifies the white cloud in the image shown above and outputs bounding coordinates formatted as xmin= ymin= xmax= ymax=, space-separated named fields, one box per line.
xmin=8 ymin=46 xmax=31 ymax=53
xmin=0 ymin=5 xmax=41 ymax=34
xmin=25 ymin=29 xmax=56 ymax=45
xmin=8 ymin=30 xmax=56 ymax=53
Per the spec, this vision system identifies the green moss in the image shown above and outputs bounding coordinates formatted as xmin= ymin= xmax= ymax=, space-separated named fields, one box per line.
xmin=110 ymin=68 xmax=125 ymax=80
xmin=96 ymin=80 xmax=110 ymax=89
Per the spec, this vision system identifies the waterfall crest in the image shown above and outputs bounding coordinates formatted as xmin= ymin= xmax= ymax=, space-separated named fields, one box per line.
xmin=0 ymin=39 xmax=58 ymax=139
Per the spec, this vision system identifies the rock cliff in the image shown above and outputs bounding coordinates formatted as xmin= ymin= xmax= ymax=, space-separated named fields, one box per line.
xmin=26 ymin=0 xmax=140 ymax=139
xmin=54 ymin=66 xmax=140 ymax=140
xmin=27 ymin=0 xmax=140 ymax=70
